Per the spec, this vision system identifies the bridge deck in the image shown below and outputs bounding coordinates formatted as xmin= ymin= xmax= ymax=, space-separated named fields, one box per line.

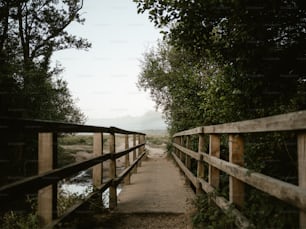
xmin=117 ymin=145 xmax=195 ymax=213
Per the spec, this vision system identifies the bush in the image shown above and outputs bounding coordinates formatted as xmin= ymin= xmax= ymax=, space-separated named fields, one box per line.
xmin=192 ymin=193 xmax=236 ymax=229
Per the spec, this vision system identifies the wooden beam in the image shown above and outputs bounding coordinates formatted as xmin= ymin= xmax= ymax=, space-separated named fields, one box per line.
xmin=173 ymin=127 xmax=203 ymax=137
xmin=109 ymin=133 xmax=117 ymax=210
xmin=133 ymin=134 xmax=137 ymax=173
xmin=185 ymin=136 xmax=191 ymax=185
xmin=180 ymin=136 xmax=184 ymax=162
xmin=203 ymin=110 xmax=306 ymax=134
xmin=298 ymin=133 xmax=306 ymax=227
xmin=124 ymin=134 xmax=130 ymax=185
xmin=38 ymin=133 xmax=54 ymax=227
xmin=200 ymin=153 xmax=306 ymax=211
xmin=229 ymin=134 xmax=244 ymax=208
xmin=93 ymin=133 xmax=103 ymax=187
xmin=197 ymin=133 xmax=205 ymax=194
xmin=172 ymin=152 xmax=197 ymax=187
xmin=209 ymin=134 xmax=220 ymax=188
xmin=173 ymin=143 xmax=200 ymax=160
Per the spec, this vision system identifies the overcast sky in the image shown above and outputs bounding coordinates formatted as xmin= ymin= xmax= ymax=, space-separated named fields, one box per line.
xmin=52 ymin=1 xmax=165 ymax=129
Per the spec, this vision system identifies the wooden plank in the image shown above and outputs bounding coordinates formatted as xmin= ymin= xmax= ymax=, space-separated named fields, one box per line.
xmin=173 ymin=127 xmax=203 ymax=137
xmin=198 ymin=178 xmax=253 ymax=229
xmin=133 ymin=134 xmax=137 ymax=173
xmin=209 ymin=134 xmax=220 ymax=188
xmin=298 ymin=133 xmax=306 ymax=227
xmin=203 ymin=110 xmax=306 ymax=134
xmin=185 ymin=136 xmax=191 ymax=185
xmin=124 ymin=134 xmax=130 ymax=185
xmin=38 ymin=133 xmax=54 ymax=227
xmin=1 ymin=117 xmax=146 ymax=134
xmin=229 ymin=135 xmax=244 ymax=208
xmin=197 ymin=134 xmax=205 ymax=194
xmin=93 ymin=133 xmax=103 ymax=187
xmin=172 ymin=152 xmax=197 ymax=186
xmin=180 ymin=136 xmax=184 ymax=162
xmin=137 ymin=134 xmax=142 ymax=167
xmin=201 ymin=153 xmax=306 ymax=211
xmin=109 ymin=133 xmax=117 ymax=210
xmin=173 ymin=143 xmax=200 ymax=160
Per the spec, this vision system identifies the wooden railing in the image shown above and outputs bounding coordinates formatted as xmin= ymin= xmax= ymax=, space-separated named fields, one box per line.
xmin=172 ymin=110 xmax=306 ymax=228
xmin=0 ymin=118 xmax=146 ymax=228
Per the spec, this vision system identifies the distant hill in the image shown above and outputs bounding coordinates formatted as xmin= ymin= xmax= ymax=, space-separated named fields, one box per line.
xmin=87 ymin=110 xmax=167 ymax=131
xmin=142 ymin=129 xmax=168 ymax=136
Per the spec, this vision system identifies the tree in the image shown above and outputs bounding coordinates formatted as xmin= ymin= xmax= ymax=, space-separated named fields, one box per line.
xmin=0 ymin=0 xmax=89 ymax=186
xmin=138 ymin=40 xmax=251 ymax=134
xmin=135 ymin=0 xmax=306 ymax=118
xmin=135 ymin=1 xmax=305 ymax=227
xmin=0 ymin=0 xmax=90 ymax=122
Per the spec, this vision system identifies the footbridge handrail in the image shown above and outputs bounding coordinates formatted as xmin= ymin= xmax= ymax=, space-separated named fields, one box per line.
xmin=0 ymin=117 xmax=146 ymax=228
xmin=172 ymin=110 xmax=306 ymax=228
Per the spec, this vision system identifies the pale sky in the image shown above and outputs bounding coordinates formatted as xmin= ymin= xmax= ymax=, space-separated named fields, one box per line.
xmin=52 ymin=1 xmax=163 ymax=123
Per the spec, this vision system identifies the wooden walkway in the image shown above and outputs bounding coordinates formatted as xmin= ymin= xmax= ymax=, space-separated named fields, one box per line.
xmin=117 ymin=146 xmax=195 ymax=214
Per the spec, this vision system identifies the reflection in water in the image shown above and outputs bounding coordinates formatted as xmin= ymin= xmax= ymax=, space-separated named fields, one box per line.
xmin=59 ymin=171 xmax=121 ymax=207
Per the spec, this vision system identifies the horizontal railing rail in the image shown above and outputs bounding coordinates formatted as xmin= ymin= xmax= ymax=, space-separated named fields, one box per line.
xmin=172 ymin=110 xmax=306 ymax=229
xmin=0 ymin=117 xmax=143 ymax=134
xmin=0 ymin=117 xmax=146 ymax=228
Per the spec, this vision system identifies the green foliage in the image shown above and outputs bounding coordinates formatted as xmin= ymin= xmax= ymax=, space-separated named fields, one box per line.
xmin=1 ymin=211 xmax=38 ymax=229
xmin=0 ymin=0 xmax=90 ymax=121
xmin=192 ymin=193 xmax=236 ymax=229
xmin=243 ymin=188 xmax=298 ymax=229
xmin=57 ymin=188 xmax=86 ymax=217
xmin=135 ymin=1 xmax=305 ymax=227
xmin=1 ymin=196 xmax=38 ymax=229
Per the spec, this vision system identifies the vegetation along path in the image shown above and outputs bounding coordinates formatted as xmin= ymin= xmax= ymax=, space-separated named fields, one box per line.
xmin=111 ymin=145 xmax=195 ymax=228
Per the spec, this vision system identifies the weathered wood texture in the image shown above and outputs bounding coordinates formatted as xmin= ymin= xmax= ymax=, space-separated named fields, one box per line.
xmin=124 ymin=134 xmax=130 ymax=185
xmin=38 ymin=133 xmax=55 ymax=226
xmin=203 ymin=110 xmax=306 ymax=134
xmin=93 ymin=133 xmax=103 ymax=187
xmin=209 ymin=134 xmax=220 ymax=188
xmin=298 ymin=133 xmax=306 ymax=227
xmin=229 ymin=134 xmax=244 ymax=208
xmin=172 ymin=110 xmax=306 ymax=228
xmin=1 ymin=118 xmax=146 ymax=228
xmin=109 ymin=133 xmax=117 ymax=210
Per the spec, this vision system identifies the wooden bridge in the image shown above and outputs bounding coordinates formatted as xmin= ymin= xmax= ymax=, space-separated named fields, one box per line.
xmin=0 ymin=110 xmax=306 ymax=228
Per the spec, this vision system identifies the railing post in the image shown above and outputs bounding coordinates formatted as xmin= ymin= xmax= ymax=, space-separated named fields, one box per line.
xmin=298 ymin=133 xmax=306 ymax=228
xmin=209 ymin=134 xmax=220 ymax=189
xmin=38 ymin=132 xmax=57 ymax=226
xmin=185 ymin=136 xmax=191 ymax=185
xmin=229 ymin=134 xmax=244 ymax=208
xmin=197 ymin=133 xmax=205 ymax=194
xmin=142 ymin=134 xmax=146 ymax=159
xmin=109 ymin=132 xmax=117 ymax=210
xmin=137 ymin=134 xmax=142 ymax=167
xmin=133 ymin=134 xmax=137 ymax=173
xmin=174 ymin=137 xmax=179 ymax=156
xmin=180 ymin=136 xmax=184 ymax=162
xmin=124 ymin=134 xmax=130 ymax=185
xmin=93 ymin=133 xmax=103 ymax=187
